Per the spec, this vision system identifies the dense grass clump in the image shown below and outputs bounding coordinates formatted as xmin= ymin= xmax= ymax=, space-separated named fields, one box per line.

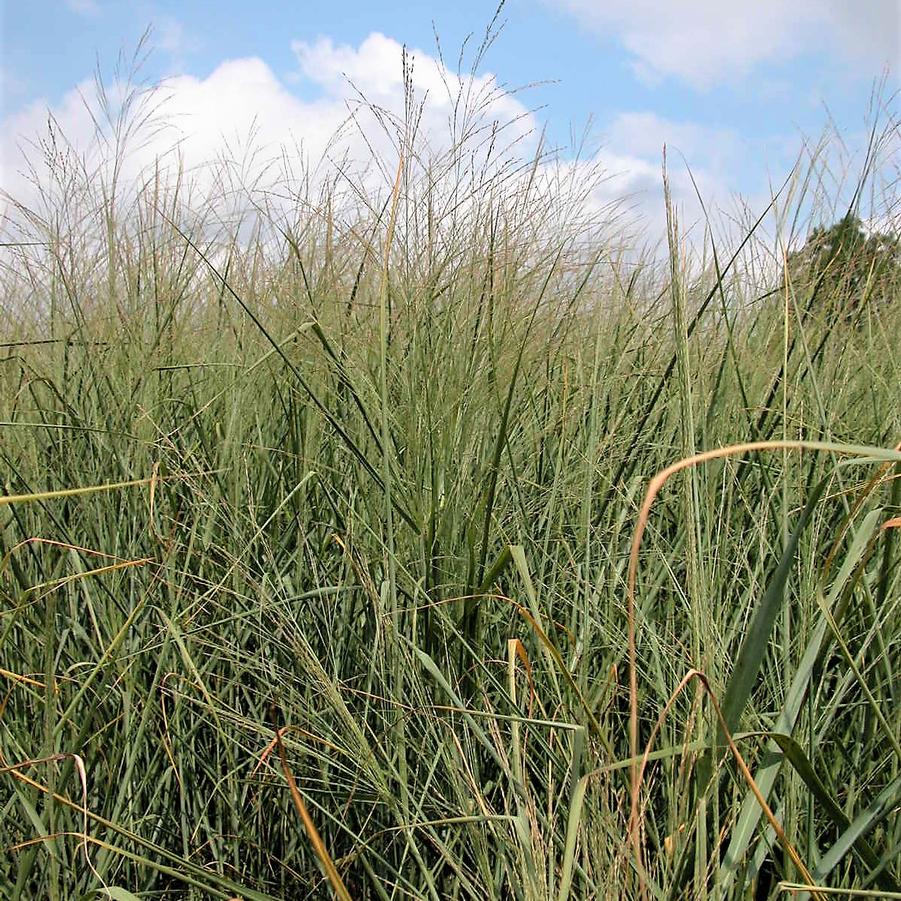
xmin=0 ymin=63 xmax=899 ymax=899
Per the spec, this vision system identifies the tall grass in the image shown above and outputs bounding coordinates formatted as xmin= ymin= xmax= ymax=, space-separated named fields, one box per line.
xmin=0 ymin=48 xmax=899 ymax=900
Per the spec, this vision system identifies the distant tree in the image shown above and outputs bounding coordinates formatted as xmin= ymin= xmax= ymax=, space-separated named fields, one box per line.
xmin=786 ymin=212 xmax=900 ymax=321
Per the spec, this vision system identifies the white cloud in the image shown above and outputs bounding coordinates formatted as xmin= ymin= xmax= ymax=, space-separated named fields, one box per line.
xmin=290 ymin=33 xmax=536 ymax=162
xmin=0 ymin=31 xmax=777 ymax=256
xmin=0 ymin=32 xmax=551 ymax=261
xmin=0 ymin=61 xmax=337 ymax=240
xmin=155 ymin=57 xmax=344 ymax=174
xmin=549 ymin=0 xmax=899 ymax=88
xmin=583 ymin=112 xmax=751 ymax=249
xmin=1 ymin=32 xmax=538 ymax=206
xmin=153 ymin=15 xmax=201 ymax=63
xmin=605 ymin=113 xmax=744 ymax=175
xmin=0 ymin=67 xmax=28 ymax=114
xmin=64 ymin=0 xmax=101 ymax=16
xmin=293 ymin=33 xmax=410 ymax=100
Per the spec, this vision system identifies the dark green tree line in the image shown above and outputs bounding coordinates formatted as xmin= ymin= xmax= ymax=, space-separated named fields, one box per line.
xmin=787 ymin=211 xmax=900 ymax=319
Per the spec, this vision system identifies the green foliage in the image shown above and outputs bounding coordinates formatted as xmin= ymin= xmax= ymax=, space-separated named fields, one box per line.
xmin=787 ymin=212 xmax=900 ymax=318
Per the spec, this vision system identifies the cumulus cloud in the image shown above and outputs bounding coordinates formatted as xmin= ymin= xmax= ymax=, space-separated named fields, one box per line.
xmin=64 ymin=0 xmax=101 ymax=16
xmin=0 ymin=29 xmax=762 ymax=255
xmin=581 ymin=113 xmax=746 ymax=251
xmin=154 ymin=15 xmax=201 ymax=63
xmin=604 ymin=112 xmax=746 ymax=181
xmin=549 ymin=0 xmax=899 ymax=88
xmin=290 ymin=33 xmax=537 ymax=168
xmin=1 ymin=32 xmax=539 ymax=213
xmin=0 ymin=67 xmax=28 ymax=114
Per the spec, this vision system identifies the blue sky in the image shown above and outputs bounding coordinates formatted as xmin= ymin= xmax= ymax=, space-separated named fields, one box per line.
xmin=1 ymin=0 xmax=898 ymax=239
